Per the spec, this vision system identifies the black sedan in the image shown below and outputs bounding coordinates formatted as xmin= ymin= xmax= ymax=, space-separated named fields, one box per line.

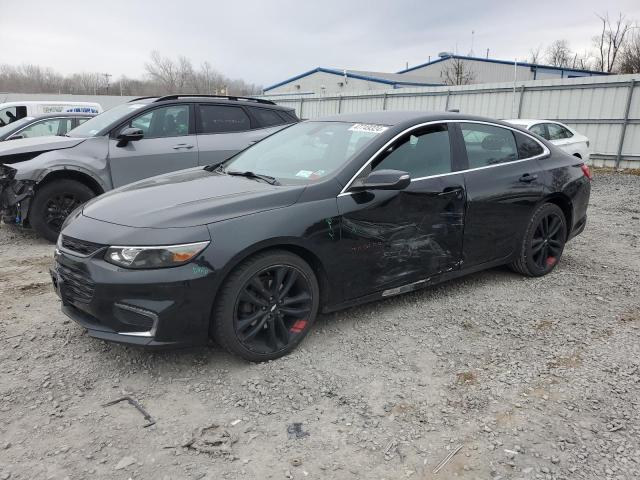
xmin=51 ymin=111 xmax=591 ymax=361
xmin=0 ymin=112 xmax=96 ymax=141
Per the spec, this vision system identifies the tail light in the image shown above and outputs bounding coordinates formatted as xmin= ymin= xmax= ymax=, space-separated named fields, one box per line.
xmin=580 ymin=163 xmax=593 ymax=181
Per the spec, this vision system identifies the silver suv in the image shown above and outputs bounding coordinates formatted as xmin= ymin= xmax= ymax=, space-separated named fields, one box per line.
xmin=0 ymin=95 xmax=298 ymax=241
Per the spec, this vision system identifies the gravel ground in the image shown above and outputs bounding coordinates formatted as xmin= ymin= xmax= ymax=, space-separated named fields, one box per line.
xmin=0 ymin=172 xmax=639 ymax=480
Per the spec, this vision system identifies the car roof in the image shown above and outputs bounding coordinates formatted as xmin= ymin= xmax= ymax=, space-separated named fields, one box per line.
xmin=505 ymin=119 xmax=566 ymax=128
xmin=315 ymin=111 xmax=522 ymax=128
xmin=29 ymin=112 xmax=97 ymax=119
xmin=129 ymin=95 xmax=295 ymax=112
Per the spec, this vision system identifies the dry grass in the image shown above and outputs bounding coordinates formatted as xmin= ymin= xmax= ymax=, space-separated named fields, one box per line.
xmin=456 ymin=371 xmax=478 ymax=385
xmin=592 ymin=166 xmax=640 ymax=176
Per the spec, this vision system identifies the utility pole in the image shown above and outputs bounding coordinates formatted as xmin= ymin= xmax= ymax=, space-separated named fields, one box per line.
xmin=102 ymin=73 xmax=112 ymax=95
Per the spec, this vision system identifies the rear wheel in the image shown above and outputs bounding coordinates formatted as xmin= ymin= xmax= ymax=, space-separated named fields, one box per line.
xmin=510 ymin=203 xmax=567 ymax=277
xmin=30 ymin=179 xmax=95 ymax=243
xmin=212 ymin=250 xmax=319 ymax=361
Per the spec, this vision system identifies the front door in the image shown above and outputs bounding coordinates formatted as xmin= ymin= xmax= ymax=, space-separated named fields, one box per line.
xmin=337 ymin=123 xmax=466 ymax=299
xmin=108 ymin=104 xmax=198 ymax=187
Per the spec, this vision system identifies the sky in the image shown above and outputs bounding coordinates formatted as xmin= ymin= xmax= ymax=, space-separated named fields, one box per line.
xmin=1 ymin=0 xmax=639 ymax=88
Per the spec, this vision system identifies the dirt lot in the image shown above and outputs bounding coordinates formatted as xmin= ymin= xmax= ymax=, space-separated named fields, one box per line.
xmin=0 ymin=172 xmax=639 ymax=480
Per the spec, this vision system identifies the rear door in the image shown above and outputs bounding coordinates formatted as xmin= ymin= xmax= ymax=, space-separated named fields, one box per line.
xmin=337 ymin=123 xmax=466 ymax=298
xmin=458 ymin=122 xmax=547 ymax=267
xmin=108 ymin=103 xmax=198 ymax=187
xmin=195 ymin=104 xmax=254 ymax=166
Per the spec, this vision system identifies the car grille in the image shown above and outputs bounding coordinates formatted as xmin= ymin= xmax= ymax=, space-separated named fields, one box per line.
xmin=57 ymin=263 xmax=95 ymax=304
xmin=60 ymin=235 xmax=105 ymax=257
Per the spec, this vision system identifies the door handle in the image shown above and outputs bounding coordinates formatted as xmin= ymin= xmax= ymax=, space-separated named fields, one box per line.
xmin=519 ymin=173 xmax=538 ymax=183
xmin=172 ymin=143 xmax=194 ymax=150
xmin=439 ymin=185 xmax=464 ymax=198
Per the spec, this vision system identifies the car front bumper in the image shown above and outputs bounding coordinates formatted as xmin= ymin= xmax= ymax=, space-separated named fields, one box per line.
xmin=50 ymin=244 xmax=217 ymax=348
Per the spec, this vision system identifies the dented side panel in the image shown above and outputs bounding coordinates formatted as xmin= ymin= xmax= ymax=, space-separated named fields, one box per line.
xmin=336 ymin=173 xmax=466 ymax=299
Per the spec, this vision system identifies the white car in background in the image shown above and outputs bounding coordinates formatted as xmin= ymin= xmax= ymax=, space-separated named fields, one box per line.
xmin=506 ymin=119 xmax=590 ymax=162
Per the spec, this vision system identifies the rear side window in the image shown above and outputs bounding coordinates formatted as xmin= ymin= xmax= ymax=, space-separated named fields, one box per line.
xmin=251 ymin=108 xmax=286 ymax=127
xmin=514 ymin=131 xmax=544 ymax=159
xmin=530 ymin=124 xmax=548 ymax=139
xmin=199 ymin=105 xmax=251 ymax=133
xmin=460 ymin=123 xmax=518 ymax=168
xmin=277 ymin=110 xmax=298 ymax=122
xmin=547 ymin=123 xmax=573 ymax=140
xmin=373 ymin=124 xmax=451 ymax=178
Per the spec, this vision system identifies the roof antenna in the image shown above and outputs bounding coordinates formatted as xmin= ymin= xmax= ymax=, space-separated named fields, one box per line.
xmin=486 ymin=48 xmax=490 ymax=59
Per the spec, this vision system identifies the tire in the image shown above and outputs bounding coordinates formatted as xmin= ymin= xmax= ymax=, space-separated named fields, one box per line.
xmin=30 ymin=179 xmax=96 ymax=243
xmin=212 ymin=250 xmax=320 ymax=362
xmin=510 ymin=203 xmax=567 ymax=277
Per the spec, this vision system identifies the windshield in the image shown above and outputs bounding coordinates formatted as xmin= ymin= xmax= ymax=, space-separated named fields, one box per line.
xmin=68 ymin=102 xmax=150 ymax=137
xmin=0 ymin=117 xmax=33 ymax=136
xmin=223 ymin=121 xmax=387 ymax=184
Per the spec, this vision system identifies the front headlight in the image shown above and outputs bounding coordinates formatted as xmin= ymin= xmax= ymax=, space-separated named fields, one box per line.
xmin=104 ymin=241 xmax=210 ymax=269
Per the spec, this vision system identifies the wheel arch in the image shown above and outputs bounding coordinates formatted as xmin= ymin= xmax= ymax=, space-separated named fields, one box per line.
xmin=35 ymin=168 xmax=106 ymax=196
xmin=542 ymin=193 xmax=573 ymax=239
xmin=213 ymin=240 xmax=332 ymax=312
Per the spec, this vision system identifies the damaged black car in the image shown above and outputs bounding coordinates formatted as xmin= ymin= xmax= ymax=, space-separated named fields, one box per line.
xmin=52 ymin=111 xmax=591 ymax=361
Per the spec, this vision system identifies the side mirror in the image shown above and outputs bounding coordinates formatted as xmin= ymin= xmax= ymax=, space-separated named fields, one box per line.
xmin=350 ymin=169 xmax=411 ymax=192
xmin=116 ymin=127 xmax=144 ymax=147
xmin=8 ymin=134 xmax=23 ymax=140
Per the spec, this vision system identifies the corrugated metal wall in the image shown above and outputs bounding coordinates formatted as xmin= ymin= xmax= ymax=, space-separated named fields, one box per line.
xmin=263 ymin=74 xmax=640 ymax=168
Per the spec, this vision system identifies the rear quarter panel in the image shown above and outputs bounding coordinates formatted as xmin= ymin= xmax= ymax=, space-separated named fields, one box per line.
xmin=537 ymin=147 xmax=590 ymax=235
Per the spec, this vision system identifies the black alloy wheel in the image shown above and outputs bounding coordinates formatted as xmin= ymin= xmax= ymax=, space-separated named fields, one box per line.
xmin=212 ymin=250 xmax=319 ymax=361
xmin=30 ymin=179 xmax=96 ymax=243
xmin=511 ymin=203 xmax=567 ymax=277
xmin=530 ymin=212 xmax=564 ymax=270
xmin=235 ymin=265 xmax=313 ymax=354
xmin=44 ymin=193 xmax=84 ymax=232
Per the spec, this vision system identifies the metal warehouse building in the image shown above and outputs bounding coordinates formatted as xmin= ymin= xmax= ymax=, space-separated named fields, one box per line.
xmin=398 ymin=53 xmax=609 ymax=84
xmin=264 ymin=54 xmax=609 ymax=95
xmin=263 ymin=68 xmax=441 ymax=96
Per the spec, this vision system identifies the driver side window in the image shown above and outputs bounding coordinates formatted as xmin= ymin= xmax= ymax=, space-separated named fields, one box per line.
xmin=372 ymin=124 xmax=452 ymax=179
xmin=129 ymin=105 xmax=190 ymax=138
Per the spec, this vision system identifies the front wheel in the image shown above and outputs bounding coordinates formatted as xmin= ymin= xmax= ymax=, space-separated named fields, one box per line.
xmin=510 ymin=203 xmax=567 ymax=277
xmin=30 ymin=179 xmax=96 ymax=243
xmin=211 ymin=250 xmax=320 ymax=361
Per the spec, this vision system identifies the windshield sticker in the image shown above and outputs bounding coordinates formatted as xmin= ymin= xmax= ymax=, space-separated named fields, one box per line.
xmin=349 ymin=124 xmax=388 ymax=134
xmin=295 ymin=170 xmax=314 ymax=178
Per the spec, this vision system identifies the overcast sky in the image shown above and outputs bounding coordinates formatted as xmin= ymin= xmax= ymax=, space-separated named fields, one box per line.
xmin=1 ymin=0 xmax=639 ymax=88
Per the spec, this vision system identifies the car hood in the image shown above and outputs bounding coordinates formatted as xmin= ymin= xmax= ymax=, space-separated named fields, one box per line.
xmin=82 ymin=168 xmax=306 ymax=228
xmin=0 ymin=136 xmax=86 ymax=164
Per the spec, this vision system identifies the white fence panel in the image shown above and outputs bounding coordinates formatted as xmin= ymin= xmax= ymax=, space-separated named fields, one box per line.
xmin=262 ymin=74 xmax=640 ymax=168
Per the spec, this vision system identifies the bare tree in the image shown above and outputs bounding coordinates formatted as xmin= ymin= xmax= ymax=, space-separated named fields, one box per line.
xmin=528 ymin=46 xmax=543 ymax=64
xmin=441 ymin=57 xmax=476 ymax=85
xmin=571 ymin=51 xmax=593 ymax=70
xmin=0 ymin=53 xmax=261 ymax=96
xmin=593 ymin=13 xmax=632 ymax=72
xmin=545 ymin=40 xmax=572 ymax=67
xmin=619 ymin=30 xmax=640 ymax=73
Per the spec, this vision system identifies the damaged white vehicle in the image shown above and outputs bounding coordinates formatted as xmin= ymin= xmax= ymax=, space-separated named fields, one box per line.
xmin=0 ymin=95 xmax=298 ymax=241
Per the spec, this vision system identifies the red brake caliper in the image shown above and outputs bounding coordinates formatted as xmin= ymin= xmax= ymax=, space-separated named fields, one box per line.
xmin=289 ymin=320 xmax=307 ymax=334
